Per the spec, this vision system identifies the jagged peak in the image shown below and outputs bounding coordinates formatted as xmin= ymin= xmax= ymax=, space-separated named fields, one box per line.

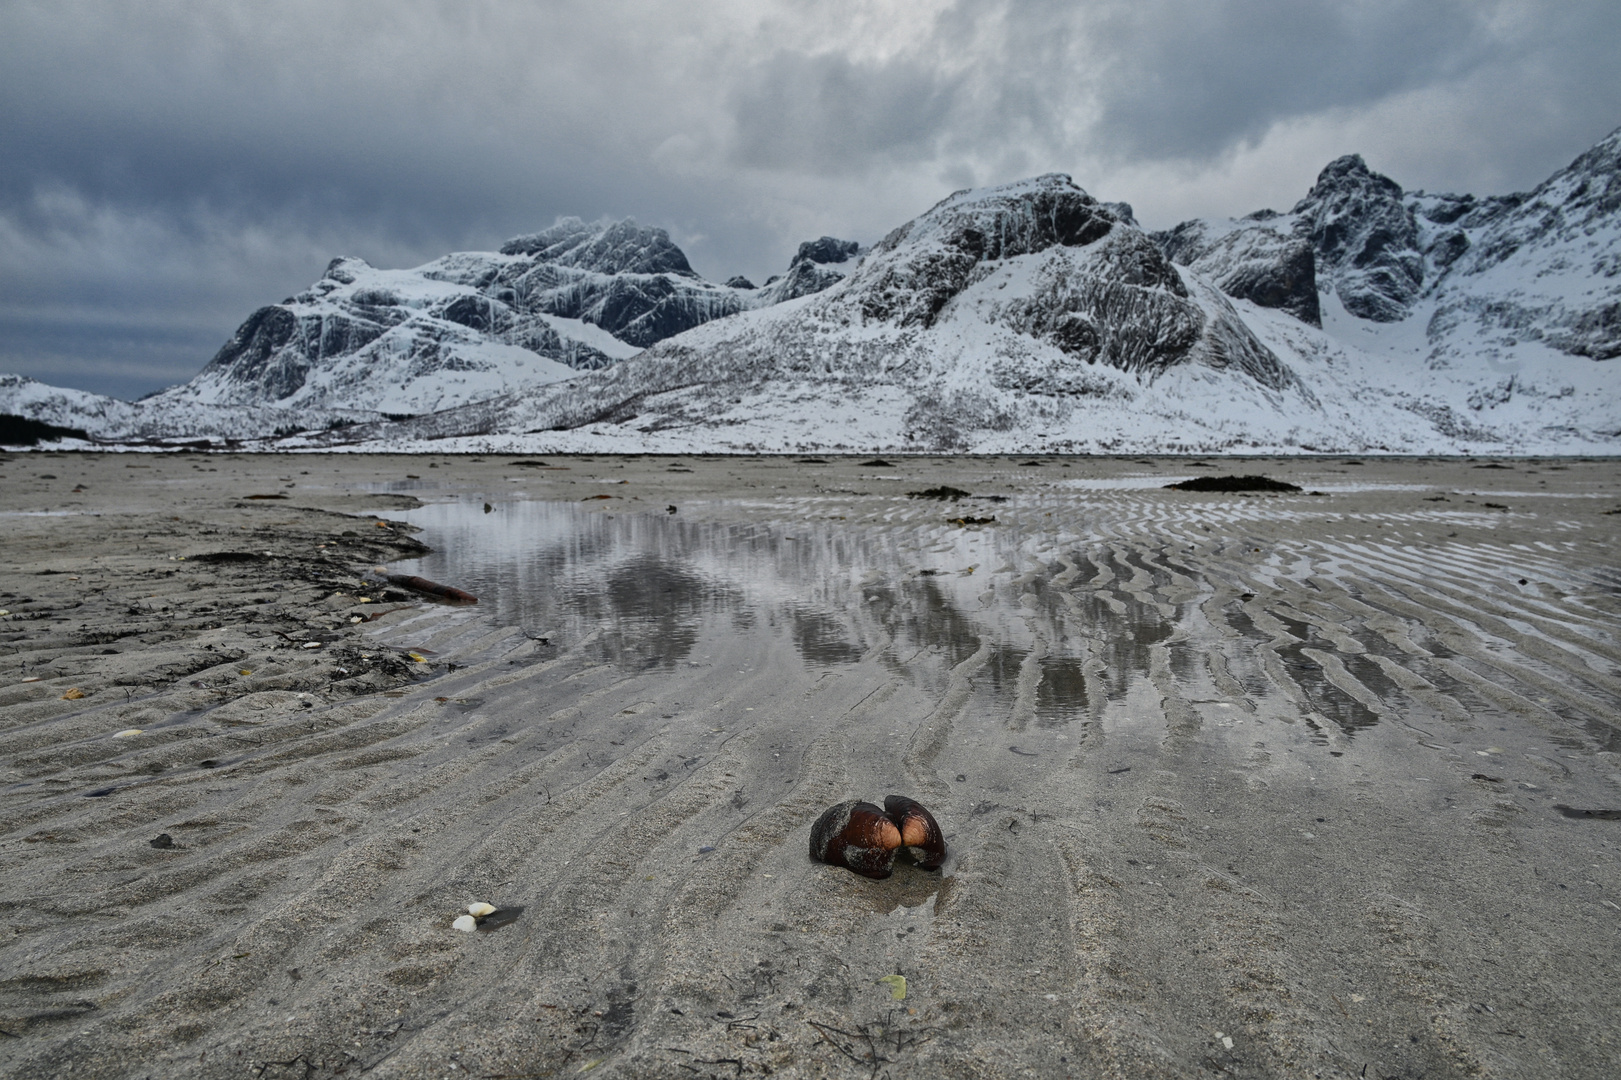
xmin=790 ymin=237 xmax=861 ymax=267
xmin=1102 ymin=201 xmax=1139 ymax=228
xmin=1294 ymin=154 xmax=1404 ymax=212
xmin=871 ymin=173 xmax=1117 ymax=263
xmin=500 ymin=216 xmax=695 ymax=277
xmin=323 ymin=257 xmax=373 ymax=284
xmin=933 ymin=172 xmax=1090 ymax=211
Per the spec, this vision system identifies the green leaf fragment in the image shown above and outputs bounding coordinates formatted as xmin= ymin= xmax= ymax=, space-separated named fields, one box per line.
xmin=877 ymin=974 xmax=907 ymax=1001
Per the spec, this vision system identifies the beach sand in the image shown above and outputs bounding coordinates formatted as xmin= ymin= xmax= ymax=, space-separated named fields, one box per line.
xmin=2 ymin=450 xmax=1619 ymax=1078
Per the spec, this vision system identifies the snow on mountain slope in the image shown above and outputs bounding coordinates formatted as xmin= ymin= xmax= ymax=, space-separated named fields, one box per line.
xmin=1154 ymin=213 xmax=1320 ymax=326
xmin=152 ymin=217 xmax=841 ymax=417
xmin=371 ymin=176 xmax=1342 ymax=453
xmin=1155 ymin=128 xmax=1621 ymax=362
xmin=0 ymin=218 xmax=860 ymax=438
xmin=353 ymin=160 xmax=1617 ymax=456
xmin=1419 ymin=127 xmax=1621 ymax=364
xmin=163 ymin=256 xmax=604 ymax=416
xmin=0 ymin=374 xmax=363 ymax=444
xmin=4 ymin=128 xmax=1617 ymax=454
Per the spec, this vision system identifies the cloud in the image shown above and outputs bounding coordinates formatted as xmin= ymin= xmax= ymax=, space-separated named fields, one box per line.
xmin=1079 ymin=1 xmax=1507 ymax=161
xmin=729 ymin=51 xmax=964 ymax=174
xmin=0 ymin=0 xmax=1617 ymax=398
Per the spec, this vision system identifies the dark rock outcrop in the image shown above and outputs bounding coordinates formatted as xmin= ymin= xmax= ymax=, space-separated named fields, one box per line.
xmin=852 ymin=179 xmax=1119 ymax=328
xmin=1155 ymin=220 xmax=1321 ymax=326
xmin=1290 ymin=154 xmax=1424 ymax=322
xmin=197 ymin=305 xmax=312 ymax=400
xmin=791 ymin=237 xmax=861 ymax=266
xmin=499 ymin=218 xmax=695 ymax=276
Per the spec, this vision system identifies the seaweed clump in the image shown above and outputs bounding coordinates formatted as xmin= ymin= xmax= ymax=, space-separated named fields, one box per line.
xmin=1165 ymin=475 xmax=1302 ymax=493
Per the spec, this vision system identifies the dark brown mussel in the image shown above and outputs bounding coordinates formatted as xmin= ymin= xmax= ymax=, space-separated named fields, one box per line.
xmin=810 ymin=800 xmax=902 ymax=879
xmin=883 ymin=795 xmax=947 ymax=870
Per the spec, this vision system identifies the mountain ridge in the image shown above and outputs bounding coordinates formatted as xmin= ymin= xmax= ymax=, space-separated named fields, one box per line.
xmin=3 ymin=126 xmax=1618 ymax=454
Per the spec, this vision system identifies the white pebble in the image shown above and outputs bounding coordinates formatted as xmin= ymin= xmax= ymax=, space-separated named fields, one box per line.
xmin=468 ymin=902 xmax=497 ymax=918
xmin=451 ymin=915 xmax=477 ymax=932
xmin=113 ymin=728 xmax=143 ymax=738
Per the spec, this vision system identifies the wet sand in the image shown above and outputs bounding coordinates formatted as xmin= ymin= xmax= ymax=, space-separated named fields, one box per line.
xmin=2 ymin=451 xmax=1619 ymax=1079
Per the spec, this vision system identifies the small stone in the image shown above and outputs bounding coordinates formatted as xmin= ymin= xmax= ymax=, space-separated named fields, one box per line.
xmin=452 ymin=915 xmax=477 ymax=932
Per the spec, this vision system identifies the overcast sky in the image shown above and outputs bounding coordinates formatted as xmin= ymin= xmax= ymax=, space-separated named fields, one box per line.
xmin=4 ymin=0 xmax=1619 ymax=400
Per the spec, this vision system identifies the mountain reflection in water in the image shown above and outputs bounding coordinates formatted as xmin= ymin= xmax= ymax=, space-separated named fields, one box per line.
xmin=400 ymin=497 xmax=1418 ymax=740
xmin=405 ymin=496 xmax=1419 ymax=739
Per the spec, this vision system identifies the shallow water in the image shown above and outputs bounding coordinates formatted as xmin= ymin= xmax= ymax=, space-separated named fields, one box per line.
xmin=401 ymin=491 xmax=1621 ymax=762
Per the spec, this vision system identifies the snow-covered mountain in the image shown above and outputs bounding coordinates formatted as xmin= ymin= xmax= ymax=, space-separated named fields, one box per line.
xmin=470 ymin=175 xmax=1319 ymax=452
xmin=1153 ymin=130 xmax=1621 ymax=363
xmin=3 ymin=127 xmax=1618 ymax=453
xmin=0 ymin=219 xmax=860 ymax=439
xmin=358 ymin=132 xmax=1618 ymax=455
xmin=158 ymin=218 xmax=866 ymax=419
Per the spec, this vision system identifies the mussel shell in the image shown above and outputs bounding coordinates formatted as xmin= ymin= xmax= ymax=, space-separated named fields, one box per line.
xmin=883 ymin=794 xmax=947 ymax=870
xmin=810 ymin=799 xmax=902 ymax=879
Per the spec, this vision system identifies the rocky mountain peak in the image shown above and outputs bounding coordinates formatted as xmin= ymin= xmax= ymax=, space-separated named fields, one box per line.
xmin=1530 ymin=123 xmax=1621 ymax=229
xmin=322 ymin=257 xmax=372 ymax=285
xmin=558 ymin=169 xmax=1301 ymax=443
xmin=790 ymin=237 xmax=861 ymax=267
xmin=1152 ymin=216 xmax=1320 ymax=327
xmin=1290 ymin=154 xmax=1422 ymax=322
xmin=1297 ymin=155 xmax=1403 ymax=207
xmin=500 ymin=217 xmax=695 ymax=277
xmin=877 ymin=174 xmax=1119 ymax=264
xmin=847 ymin=175 xmax=1140 ymax=331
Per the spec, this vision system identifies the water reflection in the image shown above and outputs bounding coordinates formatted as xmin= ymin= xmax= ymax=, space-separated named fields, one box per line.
xmin=399 ymin=498 xmax=1407 ymax=739
xmin=1035 ymin=657 xmax=1090 ymax=727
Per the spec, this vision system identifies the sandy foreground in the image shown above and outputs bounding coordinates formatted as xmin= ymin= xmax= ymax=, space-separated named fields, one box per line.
xmin=1 ymin=450 xmax=1619 ymax=1079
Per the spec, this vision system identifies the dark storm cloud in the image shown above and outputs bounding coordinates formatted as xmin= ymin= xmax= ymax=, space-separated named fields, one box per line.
xmin=730 ymin=51 xmax=964 ymax=173
xmin=1077 ymin=0 xmax=1621 ymax=182
xmin=1084 ymin=0 xmax=1505 ymax=159
xmin=1 ymin=0 xmax=1618 ymax=399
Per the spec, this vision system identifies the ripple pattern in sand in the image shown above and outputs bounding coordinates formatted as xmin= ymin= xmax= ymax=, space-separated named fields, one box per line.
xmin=4 ymin=475 xmax=1619 ymax=1079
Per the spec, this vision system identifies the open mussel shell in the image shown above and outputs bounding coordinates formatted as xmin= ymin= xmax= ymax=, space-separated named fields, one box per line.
xmin=883 ymin=794 xmax=947 ymax=870
xmin=810 ymin=799 xmax=902 ymax=879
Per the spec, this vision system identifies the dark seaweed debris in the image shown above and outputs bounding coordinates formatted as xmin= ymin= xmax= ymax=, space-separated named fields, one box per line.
xmin=1165 ymin=475 xmax=1303 ymax=493
xmin=1554 ymin=805 xmax=1621 ymax=820
xmin=908 ymin=485 xmax=971 ymax=501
